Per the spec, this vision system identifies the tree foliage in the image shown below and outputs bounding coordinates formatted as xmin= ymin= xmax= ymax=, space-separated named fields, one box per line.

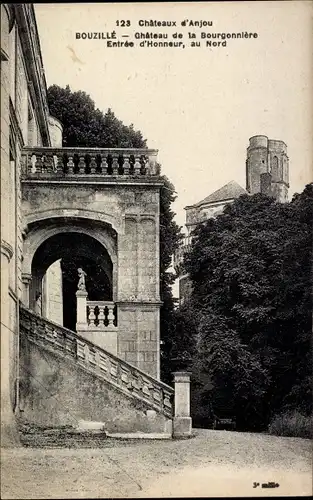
xmin=47 ymin=85 xmax=146 ymax=148
xmin=181 ymin=184 xmax=313 ymax=429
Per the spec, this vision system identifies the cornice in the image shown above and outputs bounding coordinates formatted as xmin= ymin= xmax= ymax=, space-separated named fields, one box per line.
xmin=13 ymin=4 xmax=51 ymax=146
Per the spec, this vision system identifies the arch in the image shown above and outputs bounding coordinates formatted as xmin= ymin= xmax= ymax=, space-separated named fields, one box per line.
xmin=31 ymin=232 xmax=113 ymax=284
xmin=23 ymin=221 xmax=117 ymax=276
xmin=23 ymin=208 xmax=124 ymax=235
xmin=28 ymin=230 xmax=116 ymax=330
xmin=23 ymin=219 xmax=118 ymax=316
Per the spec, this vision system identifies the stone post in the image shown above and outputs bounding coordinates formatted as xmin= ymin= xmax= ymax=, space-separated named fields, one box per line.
xmin=76 ymin=290 xmax=88 ymax=331
xmin=172 ymin=371 xmax=192 ymax=438
xmin=1 ymin=240 xmax=20 ymax=446
xmin=21 ymin=273 xmax=32 ymax=308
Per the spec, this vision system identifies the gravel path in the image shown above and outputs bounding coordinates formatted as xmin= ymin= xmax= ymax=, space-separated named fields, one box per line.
xmin=1 ymin=429 xmax=312 ymax=498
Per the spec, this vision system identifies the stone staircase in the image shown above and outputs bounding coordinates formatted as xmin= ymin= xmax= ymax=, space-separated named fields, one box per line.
xmin=19 ymin=306 xmax=174 ymax=436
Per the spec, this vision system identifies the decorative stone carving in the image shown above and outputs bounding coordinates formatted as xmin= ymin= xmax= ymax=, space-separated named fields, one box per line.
xmin=77 ymin=267 xmax=87 ymax=291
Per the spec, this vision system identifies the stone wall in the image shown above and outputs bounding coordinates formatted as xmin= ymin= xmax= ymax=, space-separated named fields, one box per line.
xmin=1 ymin=4 xmax=55 ymax=445
xmin=19 ymin=335 xmax=172 ymax=434
xmin=118 ymin=303 xmax=160 ymax=378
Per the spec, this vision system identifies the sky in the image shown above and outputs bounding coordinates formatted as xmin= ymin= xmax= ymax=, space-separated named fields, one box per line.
xmin=34 ymin=1 xmax=313 ymax=229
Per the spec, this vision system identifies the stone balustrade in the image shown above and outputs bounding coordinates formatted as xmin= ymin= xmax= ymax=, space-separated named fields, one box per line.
xmin=20 ymin=305 xmax=174 ymax=418
xmin=22 ymin=147 xmax=159 ymax=178
xmin=87 ymin=301 xmax=117 ymax=328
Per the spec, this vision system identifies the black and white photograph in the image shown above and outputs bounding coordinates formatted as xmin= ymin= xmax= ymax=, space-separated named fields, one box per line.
xmin=1 ymin=1 xmax=312 ymax=498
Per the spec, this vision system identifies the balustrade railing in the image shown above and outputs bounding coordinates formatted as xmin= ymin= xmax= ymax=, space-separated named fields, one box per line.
xmin=22 ymin=147 xmax=159 ymax=178
xmin=87 ymin=301 xmax=117 ymax=328
xmin=20 ymin=305 xmax=174 ymax=418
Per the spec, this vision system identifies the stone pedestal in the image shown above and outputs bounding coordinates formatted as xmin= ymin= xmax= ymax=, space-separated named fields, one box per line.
xmin=172 ymin=371 xmax=192 ymax=438
xmin=76 ymin=290 xmax=88 ymax=331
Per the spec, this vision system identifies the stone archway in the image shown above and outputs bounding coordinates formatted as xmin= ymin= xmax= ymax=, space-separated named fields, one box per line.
xmin=30 ymin=232 xmax=113 ymax=330
xmin=23 ymin=221 xmax=117 ymax=331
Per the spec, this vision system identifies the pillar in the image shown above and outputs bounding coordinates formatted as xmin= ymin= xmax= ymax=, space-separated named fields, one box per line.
xmin=1 ymin=240 xmax=20 ymax=446
xmin=172 ymin=371 xmax=192 ymax=438
xmin=21 ymin=272 xmax=32 ymax=307
xmin=76 ymin=290 xmax=88 ymax=331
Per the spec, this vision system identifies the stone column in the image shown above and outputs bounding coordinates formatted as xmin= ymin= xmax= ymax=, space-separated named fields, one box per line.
xmin=76 ymin=290 xmax=88 ymax=331
xmin=21 ymin=273 xmax=32 ymax=307
xmin=172 ymin=371 xmax=192 ymax=438
xmin=1 ymin=240 xmax=20 ymax=446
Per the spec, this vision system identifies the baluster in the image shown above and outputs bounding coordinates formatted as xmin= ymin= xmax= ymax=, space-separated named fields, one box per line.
xmin=89 ymin=305 xmax=96 ymax=327
xmin=78 ymin=156 xmax=85 ymax=174
xmin=64 ymin=335 xmax=74 ymax=354
xmin=76 ymin=339 xmax=85 ymax=359
xmin=107 ymin=305 xmax=115 ymax=326
xmin=142 ymin=383 xmax=152 ymax=397
xmin=90 ymin=156 xmax=97 ymax=174
xmin=164 ymin=392 xmax=173 ymax=412
xmin=94 ymin=349 xmax=101 ymax=369
xmin=109 ymin=360 xmax=118 ymax=379
xmin=84 ymin=343 xmax=90 ymax=363
xmin=53 ymin=154 xmax=59 ymax=173
xmin=58 ymin=155 xmax=65 ymax=174
xmin=99 ymin=352 xmax=108 ymax=372
xmin=134 ymin=156 xmax=141 ymax=175
xmin=30 ymin=154 xmax=37 ymax=174
xmin=153 ymin=389 xmax=162 ymax=403
xmin=112 ymin=155 xmax=119 ymax=175
xmin=67 ymin=156 xmax=74 ymax=174
xmin=121 ymin=367 xmax=129 ymax=385
xmin=100 ymin=155 xmax=108 ymax=174
xmin=123 ymin=155 xmax=130 ymax=175
xmin=98 ymin=306 xmax=105 ymax=327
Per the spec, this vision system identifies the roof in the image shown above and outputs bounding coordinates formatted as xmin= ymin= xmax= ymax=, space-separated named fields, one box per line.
xmin=192 ymin=180 xmax=247 ymax=208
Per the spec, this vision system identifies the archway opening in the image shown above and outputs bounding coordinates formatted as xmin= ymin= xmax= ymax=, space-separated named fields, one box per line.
xmin=31 ymin=232 xmax=113 ymax=331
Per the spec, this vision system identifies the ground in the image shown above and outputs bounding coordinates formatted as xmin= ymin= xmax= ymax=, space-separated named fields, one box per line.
xmin=1 ymin=429 xmax=312 ymax=498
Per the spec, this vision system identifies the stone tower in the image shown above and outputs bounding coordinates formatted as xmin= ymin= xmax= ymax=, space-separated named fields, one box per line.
xmin=246 ymin=135 xmax=289 ymax=202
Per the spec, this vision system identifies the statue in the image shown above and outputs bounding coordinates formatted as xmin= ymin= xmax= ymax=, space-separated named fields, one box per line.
xmin=77 ymin=268 xmax=87 ymax=291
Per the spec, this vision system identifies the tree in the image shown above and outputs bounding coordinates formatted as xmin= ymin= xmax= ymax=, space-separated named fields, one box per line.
xmin=183 ymin=185 xmax=312 ymax=429
xmin=47 ymin=85 xmax=146 ymax=148
xmin=47 ymin=85 xmax=183 ymax=381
